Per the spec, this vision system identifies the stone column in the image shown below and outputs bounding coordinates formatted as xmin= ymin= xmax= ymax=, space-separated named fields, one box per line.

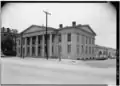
xmin=30 ymin=37 xmax=32 ymax=56
xmin=36 ymin=36 xmax=38 ymax=56
xmin=49 ymin=34 xmax=52 ymax=57
xmin=42 ymin=35 xmax=45 ymax=57
xmin=25 ymin=37 xmax=27 ymax=56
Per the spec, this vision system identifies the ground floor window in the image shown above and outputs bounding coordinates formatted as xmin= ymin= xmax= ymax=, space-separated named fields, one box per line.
xmin=52 ymin=45 xmax=54 ymax=55
xmin=81 ymin=45 xmax=84 ymax=54
xmin=89 ymin=46 xmax=91 ymax=54
xmin=19 ymin=47 xmax=21 ymax=54
xmin=23 ymin=47 xmax=25 ymax=56
xmin=67 ymin=44 xmax=71 ymax=54
xmin=32 ymin=46 xmax=35 ymax=56
xmin=58 ymin=45 xmax=62 ymax=53
xmin=86 ymin=46 xmax=88 ymax=54
xmin=17 ymin=48 xmax=19 ymax=54
xmin=76 ymin=45 xmax=80 ymax=55
xmin=92 ymin=47 xmax=94 ymax=54
xmin=27 ymin=47 xmax=30 ymax=56
xmin=38 ymin=46 xmax=41 ymax=56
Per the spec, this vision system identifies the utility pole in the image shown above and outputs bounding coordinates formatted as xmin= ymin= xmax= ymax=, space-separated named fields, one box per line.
xmin=43 ymin=10 xmax=51 ymax=60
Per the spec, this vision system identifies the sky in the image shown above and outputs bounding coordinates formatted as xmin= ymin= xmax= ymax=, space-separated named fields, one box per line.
xmin=1 ymin=3 xmax=116 ymax=49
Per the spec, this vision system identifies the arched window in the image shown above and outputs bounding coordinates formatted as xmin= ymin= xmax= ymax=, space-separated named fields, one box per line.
xmin=99 ymin=51 xmax=102 ymax=56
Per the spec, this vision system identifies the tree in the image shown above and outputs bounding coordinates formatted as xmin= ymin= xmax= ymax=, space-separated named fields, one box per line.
xmin=1 ymin=27 xmax=18 ymax=56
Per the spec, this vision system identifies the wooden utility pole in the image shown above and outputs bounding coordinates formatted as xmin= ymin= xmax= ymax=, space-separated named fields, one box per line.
xmin=43 ymin=10 xmax=51 ymax=60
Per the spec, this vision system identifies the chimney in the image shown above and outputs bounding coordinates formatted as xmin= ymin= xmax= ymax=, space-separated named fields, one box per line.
xmin=59 ymin=24 xmax=63 ymax=28
xmin=72 ymin=21 xmax=76 ymax=27
xmin=7 ymin=28 xmax=10 ymax=32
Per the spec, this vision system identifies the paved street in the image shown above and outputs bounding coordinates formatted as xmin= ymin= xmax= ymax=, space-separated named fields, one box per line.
xmin=1 ymin=57 xmax=116 ymax=84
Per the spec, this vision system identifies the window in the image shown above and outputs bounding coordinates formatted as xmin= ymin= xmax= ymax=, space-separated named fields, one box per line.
xmin=86 ymin=37 xmax=87 ymax=44
xmin=23 ymin=48 xmax=25 ymax=56
xmin=89 ymin=38 xmax=91 ymax=44
xmin=81 ymin=45 xmax=84 ymax=54
xmin=32 ymin=36 xmax=36 ymax=45
xmin=18 ymin=40 xmax=20 ymax=45
xmin=89 ymin=47 xmax=91 ymax=54
xmin=27 ymin=47 xmax=30 ymax=56
xmin=19 ymin=48 xmax=21 ymax=54
xmin=17 ymin=48 xmax=19 ymax=54
xmin=82 ymin=35 xmax=84 ymax=44
xmin=67 ymin=44 xmax=71 ymax=53
xmin=92 ymin=38 xmax=94 ymax=44
xmin=86 ymin=46 xmax=88 ymax=54
xmin=52 ymin=34 xmax=55 ymax=43
xmin=93 ymin=39 xmax=94 ymax=44
xmin=27 ymin=37 xmax=30 ymax=45
xmin=22 ymin=38 xmax=25 ymax=45
xmin=38 ymin=35 xmax=42 ymax=44
xmin=58 ymin=45 xmax=62 ymax=53
xmin=67 ymin=33 xmax=71 ymax=42
xmin=59 ymin=34 xmax=61 ymax=42
xmin=77 ymin=45 xmax=80 ymax=55
xmin=52 ymin=45 xmax=54 ymax=55
xmin=32 ymin=46 xmax=35 ymax=56
xmin=77 ymin=34 xmax=79 ymax=42
xmin=92 ymin=47 xmax=94 ymax=54
xmin=38 ymin=46 xmax=41 ymax=56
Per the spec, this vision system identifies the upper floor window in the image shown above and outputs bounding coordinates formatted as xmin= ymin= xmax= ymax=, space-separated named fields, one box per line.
xmin=22 ymin=38 xmax=25 ymax=45
xmin=82 ymin=35 xmax=84 ymax=44
xmin=89 ymin=38 xmax=91 ymax=44
xmin=77 ymin=34 xmax=79 ymax=42
xmin=93 ymin=38 xmax=94 ymax=44
xmin=27 ymin=37 xmax=30 ymax=45
xmin=92 ymin=38 xmax=94 ymax=44
xmin=58 ymin=34 xmax=61 ymax=42
xmin=67 ymin=33 xmax=71 ymax=42
xmin=86 ymin=36 xmax=87 ymax=44
xmin=51 ymin=34 xmax=55 ymax=43
xmin=32 ymin=36 xmax=36 ymax=45
xmin=18 ymin=39 xmax=20 ymax=45
xmin=38 ymin=35 xmax=42 ymax=44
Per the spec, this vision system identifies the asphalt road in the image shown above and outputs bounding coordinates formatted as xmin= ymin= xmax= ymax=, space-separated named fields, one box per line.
xmin=1 ymin=57 xmax=116 ymax=84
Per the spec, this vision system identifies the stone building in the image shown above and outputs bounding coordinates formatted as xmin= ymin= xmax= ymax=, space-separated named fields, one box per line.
xmin=94 ymin=45 xmax=116 ymax=59
xmin=16 ymin=21 xmax=96 ymax=60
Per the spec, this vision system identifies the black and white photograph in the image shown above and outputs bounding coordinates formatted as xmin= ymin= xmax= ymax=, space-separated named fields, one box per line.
xmin=1 ymin=1 xmax=118 ymax=85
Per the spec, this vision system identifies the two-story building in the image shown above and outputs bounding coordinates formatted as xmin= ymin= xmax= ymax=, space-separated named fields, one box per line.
xmin=16 ymin=21 xmax=96 ymax=60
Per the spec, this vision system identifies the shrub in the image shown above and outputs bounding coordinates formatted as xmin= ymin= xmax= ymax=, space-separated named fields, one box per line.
xmin=77 ymin=58 xmax=80 ymax=60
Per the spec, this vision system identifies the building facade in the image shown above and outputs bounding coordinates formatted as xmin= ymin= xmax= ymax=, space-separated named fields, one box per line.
xmin=16 ymin=21 xmax=96 ymax=60
xmin=94 ymin=45 xmax=116 ymax=59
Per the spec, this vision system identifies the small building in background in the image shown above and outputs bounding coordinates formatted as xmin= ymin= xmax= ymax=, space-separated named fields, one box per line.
xmin=94 ymin=45 xmax=116 ymax=59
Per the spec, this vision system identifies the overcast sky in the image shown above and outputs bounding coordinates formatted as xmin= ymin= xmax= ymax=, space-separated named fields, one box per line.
xmin=1 ymin=3 xmax=116 ymax=49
